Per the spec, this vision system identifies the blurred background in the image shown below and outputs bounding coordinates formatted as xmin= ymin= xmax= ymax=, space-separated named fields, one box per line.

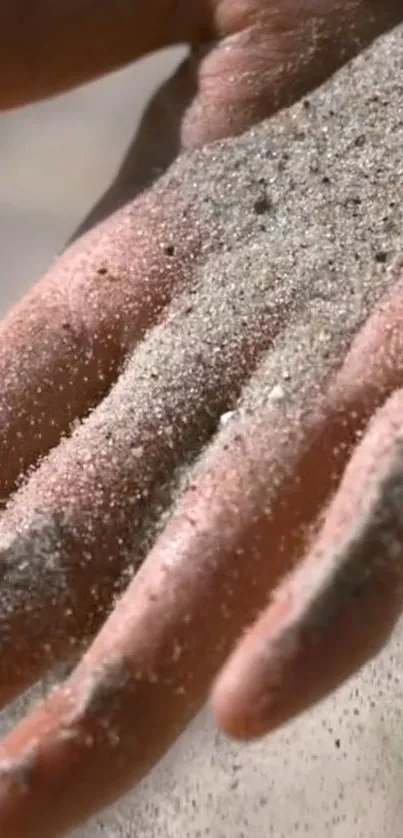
xmin=0 ymin=47 xmax=184 ymax=312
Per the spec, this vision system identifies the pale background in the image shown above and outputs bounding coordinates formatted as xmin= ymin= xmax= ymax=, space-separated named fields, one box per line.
xmin=0 ymin=47 xmax=184 ymax=310
xmin=1 ymin=48 xmax=403 ymax=838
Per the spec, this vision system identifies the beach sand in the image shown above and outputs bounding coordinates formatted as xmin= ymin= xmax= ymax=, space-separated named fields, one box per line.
xmin=76 ymin=24 xmax=403 ymax=838
xmin=1 ymin=22 xmax=403 ymax=838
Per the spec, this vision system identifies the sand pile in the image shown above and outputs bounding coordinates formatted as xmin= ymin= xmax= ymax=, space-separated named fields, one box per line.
xmin=4 ymin=17 xmax=403 ymax=590
xmin=0 ymin=19 xmax=403 ymax=838
xmin=87 ymin=22 xmax=403 ymax=838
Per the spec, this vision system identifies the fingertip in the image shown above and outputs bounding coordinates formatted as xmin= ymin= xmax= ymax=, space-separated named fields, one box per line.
xmin=211 ymin=595 xmax=294 ymax=740
xmin=212 ymin=669 xmax=272 ymax=742
xmin=214 ymin=389 xmax=403 ymax=745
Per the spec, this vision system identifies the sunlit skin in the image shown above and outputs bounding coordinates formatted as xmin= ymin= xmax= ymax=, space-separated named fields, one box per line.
xmin=0 ymin=2 xmax=403 ymax=836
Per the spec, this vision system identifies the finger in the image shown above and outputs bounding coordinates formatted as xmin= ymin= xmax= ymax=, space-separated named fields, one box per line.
xmin=0 ymin=312 xmax=376 ymax=838
xmin=212 ymin=387 xmax=403 ymax=740
xmin=0 ymin=0 xmax=209 ymax=108
xmin=212 ymin=268 xmax=403 ymax=738
xmin=0 ymin=185 xmax=197 ymax=500
xmin=2 ymin=0 xmax=402 ymax=111
xmin=0 ymin=262 xmax=280 ymax=707
xmin=0 ymin=192 xmax=400 ymax=836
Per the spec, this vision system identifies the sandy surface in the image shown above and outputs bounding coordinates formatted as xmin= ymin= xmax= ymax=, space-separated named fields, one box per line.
xmin=1 ymin=26 xmax=403 ymax=838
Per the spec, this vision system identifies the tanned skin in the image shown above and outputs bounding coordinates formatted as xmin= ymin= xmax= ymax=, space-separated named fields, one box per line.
xmin=0 ymin=2 xmax=402 ymax=835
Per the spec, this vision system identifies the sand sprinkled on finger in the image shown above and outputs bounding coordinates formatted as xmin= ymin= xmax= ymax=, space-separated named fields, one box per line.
xmin=77 ymin=23 xmax=403 ymax=838
xmin=1 ymin=23 xmax=403 ymax=838
xmin=1 ymin=20 xmax=403 ymax=703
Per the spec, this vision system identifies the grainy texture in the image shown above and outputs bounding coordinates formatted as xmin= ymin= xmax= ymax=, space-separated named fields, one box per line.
xmin=85 ymin=25 xmax=403 ymax=837
xmin=2 ymin=20 xmax=403 ymax=838
xmin=1 ymin=14 xmax=403 ymax=667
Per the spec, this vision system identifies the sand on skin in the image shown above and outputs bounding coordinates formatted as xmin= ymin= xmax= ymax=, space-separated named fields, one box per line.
xmin=1 ymin=23 xmax=403 ymax=838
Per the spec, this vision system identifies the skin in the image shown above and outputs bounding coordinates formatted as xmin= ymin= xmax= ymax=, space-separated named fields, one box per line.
xmin=0 ymin=0 xmax=402 ymax=835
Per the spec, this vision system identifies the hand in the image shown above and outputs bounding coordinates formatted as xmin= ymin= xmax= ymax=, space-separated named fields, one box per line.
xmin=0 ymin=2 xmax=402 ymax=836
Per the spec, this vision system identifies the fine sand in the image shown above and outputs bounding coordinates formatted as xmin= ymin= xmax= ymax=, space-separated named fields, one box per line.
xmin=2 ymin=22 xmax=403 ymax=838
xmin=82 ymin=24 xmax=403 ymax=838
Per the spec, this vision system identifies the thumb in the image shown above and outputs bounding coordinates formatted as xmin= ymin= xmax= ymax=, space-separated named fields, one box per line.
xmin=0 ymin=0 xmax=209 ymax=109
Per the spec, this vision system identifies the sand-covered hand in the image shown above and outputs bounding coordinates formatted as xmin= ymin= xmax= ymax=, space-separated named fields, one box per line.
xmin=0 ymin=2 xmax=402 ymax=836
